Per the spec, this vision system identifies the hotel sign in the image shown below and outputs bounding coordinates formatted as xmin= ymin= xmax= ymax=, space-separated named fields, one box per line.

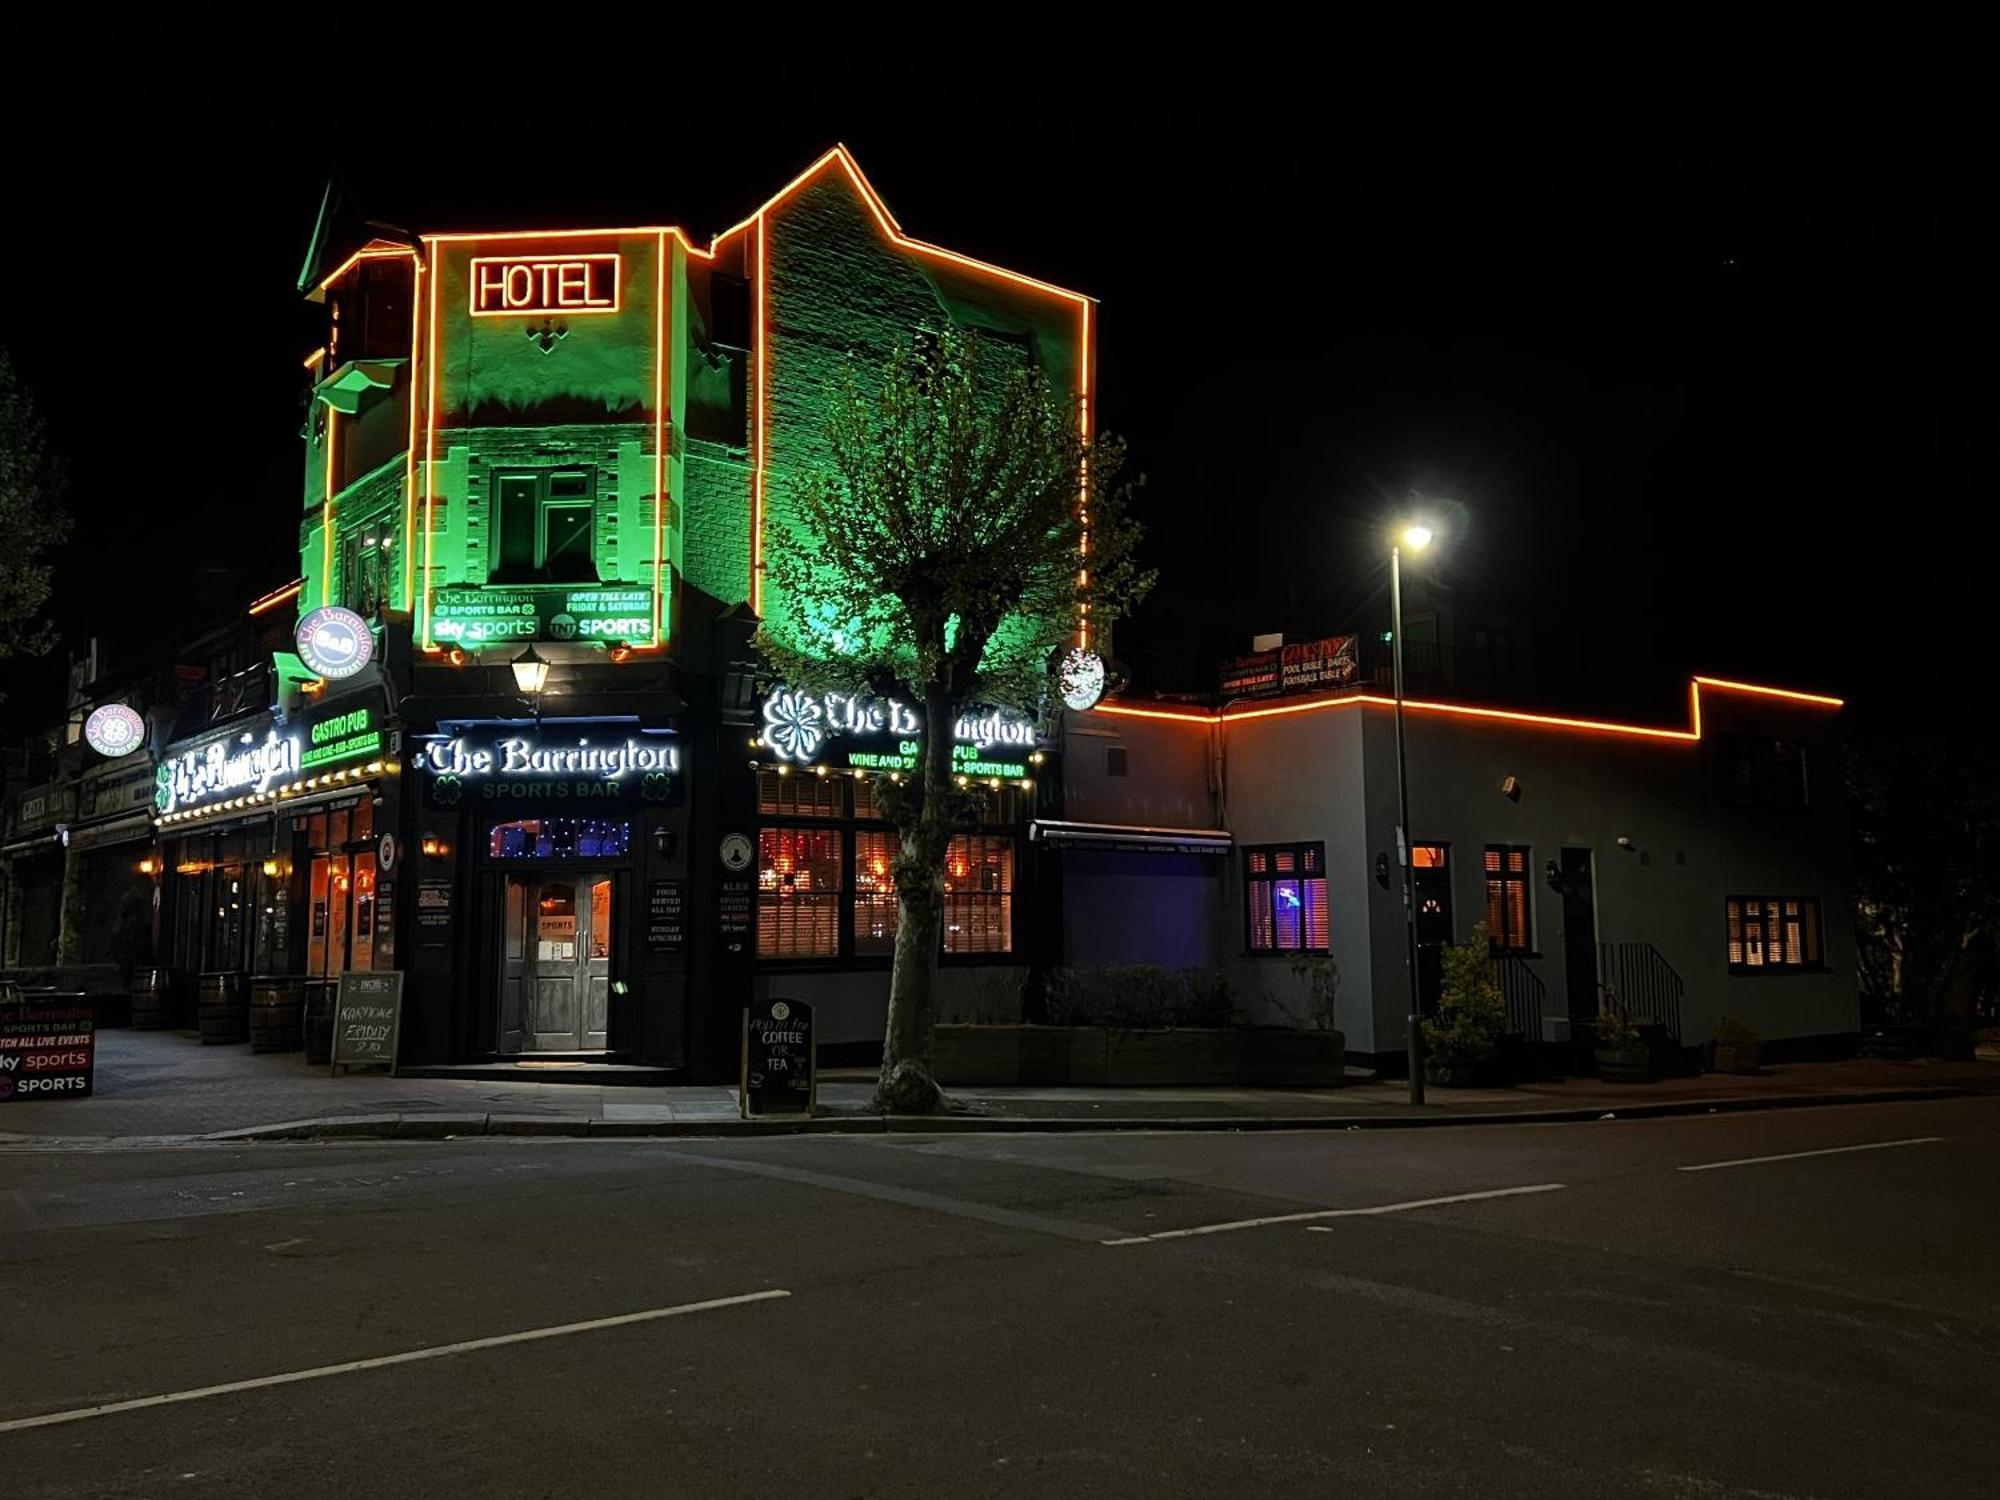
xmin=757 ymin=686 xmax=1038 ymax=779
xmin=430 ymin=585 xmax=654 ymax=646
xmin=470 ymin=255 xmax=620 ymax=317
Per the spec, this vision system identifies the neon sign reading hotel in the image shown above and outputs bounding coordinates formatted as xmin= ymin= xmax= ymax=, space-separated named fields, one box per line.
xmin=469 ymin=255 xmax=620 ymax=317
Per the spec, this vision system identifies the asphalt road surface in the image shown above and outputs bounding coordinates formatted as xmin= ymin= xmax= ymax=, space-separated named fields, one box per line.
xmin=4 ymin=1097 xmax=1997 ymax=1498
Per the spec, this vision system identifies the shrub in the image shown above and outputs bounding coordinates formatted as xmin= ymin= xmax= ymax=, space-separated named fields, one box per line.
xmin=1421 ymin=926 xmax=1511 ymax=1083
xmin=1043 ymin=965 xmax=1238 ymax=1029
xmin=1594 ymin=988 xmax=1640 ymax=1047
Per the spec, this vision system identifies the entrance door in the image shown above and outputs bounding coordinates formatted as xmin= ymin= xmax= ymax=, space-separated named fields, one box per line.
xmin=1560 ymin=847 xmax=1599 ymax=1031
xmin=500 ymin=874 xmax=613 ymax=1053
xmin=1411 ymin=844 xmax=1452 ymax=1013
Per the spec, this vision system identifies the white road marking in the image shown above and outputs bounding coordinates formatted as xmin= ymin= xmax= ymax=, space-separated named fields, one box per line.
xmin=0 ymin=1289 xmax=790 ymax=1435
xmin=1102 ymin=1183 xmax=1566 ymax=1244
xmin=1677 ymin=1136 xmax=1943 ymax=1173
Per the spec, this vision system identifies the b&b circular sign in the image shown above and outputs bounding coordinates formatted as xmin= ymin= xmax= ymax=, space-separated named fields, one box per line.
xmin=83 ymin=703 xmax=147 ymax=758
xmin=296 ymin=606 xmax=375 ymax=680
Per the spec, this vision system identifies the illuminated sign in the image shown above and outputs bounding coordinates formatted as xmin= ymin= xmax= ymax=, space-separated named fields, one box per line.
xmin=301 ymin=704 xmax=382 ymax=770
xmin=470 ymin=255 xmax=620 ymax=317
xmin=1056 ymin=648 xmax=1107 ymax=712
xmin=156 ymin=726 xmax=301 ymax=815
xmin=430 ymin=586 xmax=654 ymax=646
xmin=417 ymin=726 xmax=680 ymax=806
xmin=295 ymin=606 xmax=375 ymax=680
xmin=83 ymin=704 xmax=147 ymax=758
xmin=757 ymin=687 xmax=1037 ymax=778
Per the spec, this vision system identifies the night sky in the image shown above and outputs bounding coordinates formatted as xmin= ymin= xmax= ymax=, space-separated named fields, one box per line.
xmin=2 ymin=41 xmax=1990 ymax=734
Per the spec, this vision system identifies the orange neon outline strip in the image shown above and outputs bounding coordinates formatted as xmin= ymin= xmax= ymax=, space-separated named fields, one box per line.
xmin=303 ymin=347 xmax=326 ymax=372
xmin=321 ymin=407 xmax=338 ymax=608
xmin=247 ymin=579 xmax=304 ymax=616
xmin=1091 ymin=676 xmax=1842 ymax=743
xmin=714 ymin=147 xmax=1091 ymax=306
xmin=646 ymin=230 xmax=668 ymax=650
xmin=426 ymin=225 xmax=711 ymax=260
xmin=313 ymin=245 xmax=418 ymax=297
xmin=751 ymin=214 xmax=766 ymax=615
xmin=1078 ymin=296 xmax=1092 ymax=650
xmin=403 ymin=256 xmax=424 ymax=612
xmin=421 ymin=246 xmax=441 ymax=650
xmin=466 ymin=253 xmax=622 ymax=318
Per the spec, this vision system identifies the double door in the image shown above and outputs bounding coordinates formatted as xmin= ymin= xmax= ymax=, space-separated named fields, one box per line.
xmin=500 ymin=873 xmax=614 ymax=1053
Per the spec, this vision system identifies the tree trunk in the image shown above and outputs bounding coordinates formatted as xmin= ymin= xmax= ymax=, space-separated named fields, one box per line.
xmin=874 ymin=684 xmax=958 ymax=1114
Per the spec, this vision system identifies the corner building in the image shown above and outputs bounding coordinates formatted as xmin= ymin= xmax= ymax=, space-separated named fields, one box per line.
xmin=286 ymin=149 xmax=1089 ymax=1078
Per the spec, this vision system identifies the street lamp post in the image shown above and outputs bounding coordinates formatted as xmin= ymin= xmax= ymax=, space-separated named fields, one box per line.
xmin=1391 ymin=523 xmax=1433 ymax=1106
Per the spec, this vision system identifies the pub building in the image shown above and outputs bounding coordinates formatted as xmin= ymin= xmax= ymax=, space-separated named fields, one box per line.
xmin=274 ymin=146 xmax=1088 ymax=1077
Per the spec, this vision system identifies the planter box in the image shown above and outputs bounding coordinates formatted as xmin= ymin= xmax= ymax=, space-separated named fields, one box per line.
xmin=1711 ymin=1041 xmax=1762 ymax=1075
xmin=1594 ymin=1041 xmax=1653 ymax=1083
xmin=934 ymin=1024 xmax=1344 ymax=1089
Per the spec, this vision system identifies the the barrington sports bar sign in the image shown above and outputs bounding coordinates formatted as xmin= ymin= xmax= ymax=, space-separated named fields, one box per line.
xmin=756 ymin=686 xmax=1038 ymax=780
xmin=418 ymin=723 xmax=680 ymax=806
xmin=429 ymin=586 xmax=655 ymax=646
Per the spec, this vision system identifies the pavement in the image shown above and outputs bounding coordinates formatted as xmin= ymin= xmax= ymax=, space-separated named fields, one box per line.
xmin=2 ymin=1026 xmax=1995 ymax=1143
xmin=3 ymin=1094 xmax=1996 ymax=1496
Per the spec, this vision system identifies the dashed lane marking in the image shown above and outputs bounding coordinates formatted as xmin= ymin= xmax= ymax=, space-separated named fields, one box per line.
xmin=1103 ymin=1183 xmax=1567 ymax=1244
xmin=0 ymin=1290 xmax=790 ymax=1435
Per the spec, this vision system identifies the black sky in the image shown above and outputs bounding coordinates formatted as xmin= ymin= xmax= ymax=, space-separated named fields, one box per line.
xmin=2 ymin=35 xmax=1991 ymax=732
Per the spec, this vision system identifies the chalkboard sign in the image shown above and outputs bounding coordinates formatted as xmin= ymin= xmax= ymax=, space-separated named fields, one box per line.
xmin=331 ymin=971 xmax=404 ymax=1075
xmin=718 ymin=877 xmax=753 ymax=954
xmin=0 ymin=995 xmax=95 ymax=1102
xmin=740 ymin=999 xmax=815 ymax=1117
xmin=646 ymin=879 xmax=685 ymax=953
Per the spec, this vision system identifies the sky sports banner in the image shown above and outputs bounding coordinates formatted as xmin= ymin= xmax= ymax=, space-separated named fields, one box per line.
xmin=0 ymin=997 xmax=95 ymax=1101
xmin=1219 ymin=635 xmax=1359 ymax=699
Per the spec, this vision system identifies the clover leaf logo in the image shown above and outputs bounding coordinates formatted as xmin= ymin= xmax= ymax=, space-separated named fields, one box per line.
xmin=759 ymin=688 xmax=827 ymax=763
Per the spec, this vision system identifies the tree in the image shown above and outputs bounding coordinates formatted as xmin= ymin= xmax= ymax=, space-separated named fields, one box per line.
xmin=0 ymin=349 xmax=71 ymax=676
xmin=758 ymin=328 xmax=1151 ymax=1112
xmin=1850 ymin=727 xmax=1999 ymax=1047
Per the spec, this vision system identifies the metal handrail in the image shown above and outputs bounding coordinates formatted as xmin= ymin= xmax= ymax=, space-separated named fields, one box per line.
xmin=1598 ymin=941 xmax=1684 ymax=1040
xmin=1493 ymin=955 xmax=1547 ymax=1040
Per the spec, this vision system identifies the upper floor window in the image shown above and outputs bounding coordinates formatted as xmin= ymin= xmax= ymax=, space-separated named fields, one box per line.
xmin=342 ymin=527 xmax=392 ymax=618
xmin=1245 ymin=842 xmax=1328 ymax=953
xmin=1717 ymin=736 xmax=1809 ymax=809
xmin=1484 ymin=845 xmax=1533 ymax=953
xmin=1725 ymin=896 xmax=1823 ymax=972
xmin=493 ymin=467 xmax=598 ymax=584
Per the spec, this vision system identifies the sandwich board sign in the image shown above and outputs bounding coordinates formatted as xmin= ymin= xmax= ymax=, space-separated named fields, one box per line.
xmin=740 ymin=998 xmax=815 ymax=1117
xmin=331 ymin=971 xmax=404 ymax=1075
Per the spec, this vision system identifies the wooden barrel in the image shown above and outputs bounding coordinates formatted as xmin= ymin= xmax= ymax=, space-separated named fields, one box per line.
xmin=249 ymin=975 xmax=304 ymax=1053
xmin=197 ymin=971 xmax=248 ymax=1045
xmin=131 ymin=967 xmax=175 ymax=1029
xmin=303 ymin=978 xmax=336 ymax=1065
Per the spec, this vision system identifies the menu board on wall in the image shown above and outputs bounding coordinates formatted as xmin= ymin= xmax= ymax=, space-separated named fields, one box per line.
xmin=718 ymin=878 xmax=753 ymax=955
xmin=417 ymin=879 xmax=453 ymax=944
xmin=646 ymin=879 xmax=685 ymax=953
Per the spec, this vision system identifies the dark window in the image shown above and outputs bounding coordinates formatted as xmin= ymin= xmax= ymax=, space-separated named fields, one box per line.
xmin=1483 ymin=845 xmax=1532 ymax=952
xmin=1726 ymin=896 xmax=1824 ymax=971
xmin=491 ymin=468 xmax=599 ymax=583
xmin=1106 ymin=746 xmax=1129 ymax=777
xmin=1718 ymin=736 xmax=1810 ymax=808
xmin=1245 ymin=842 xmax=1329 ymax=952
xmin=341 ymin=525 xmax=391 ymax=617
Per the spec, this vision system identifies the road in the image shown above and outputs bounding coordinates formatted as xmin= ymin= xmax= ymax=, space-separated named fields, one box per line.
xmin=4 ymin=1097 xmax=1997 ymax=1497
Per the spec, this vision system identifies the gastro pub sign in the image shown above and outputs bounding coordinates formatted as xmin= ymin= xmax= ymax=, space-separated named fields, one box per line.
xmin=155 ymin=693 xmax=389 ymax=816
xmin=757 ymin=686 xmax=1038 ymax=780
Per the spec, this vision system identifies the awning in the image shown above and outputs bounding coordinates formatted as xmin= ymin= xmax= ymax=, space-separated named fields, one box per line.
xmin=66 ymin=812 xmax=156 ymax=853
xmin=1 ymin=832 xmax=61 ymax=859
xmin=1030 ymin=820 xmax=1233 ymax=856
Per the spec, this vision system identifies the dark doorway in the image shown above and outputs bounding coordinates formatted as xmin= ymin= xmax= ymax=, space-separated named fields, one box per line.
xmin=1411 ymin=843 xmax=1452 ymax=1013
xmin=1560 ymin=847 xmax=1598 ymax=1032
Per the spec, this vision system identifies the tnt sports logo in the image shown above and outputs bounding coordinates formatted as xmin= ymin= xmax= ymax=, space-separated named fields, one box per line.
xmin=295 ymin=606 xmax=374 ymax=680
xmin=547 ymin=613 xmax=579 ymax=641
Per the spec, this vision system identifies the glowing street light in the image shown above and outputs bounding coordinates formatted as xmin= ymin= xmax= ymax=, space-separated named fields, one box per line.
xmin=511 ymin=646 xmax=551 ymax=696
xmin=1391 ymin=515 xmax=1441 ymax=1106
